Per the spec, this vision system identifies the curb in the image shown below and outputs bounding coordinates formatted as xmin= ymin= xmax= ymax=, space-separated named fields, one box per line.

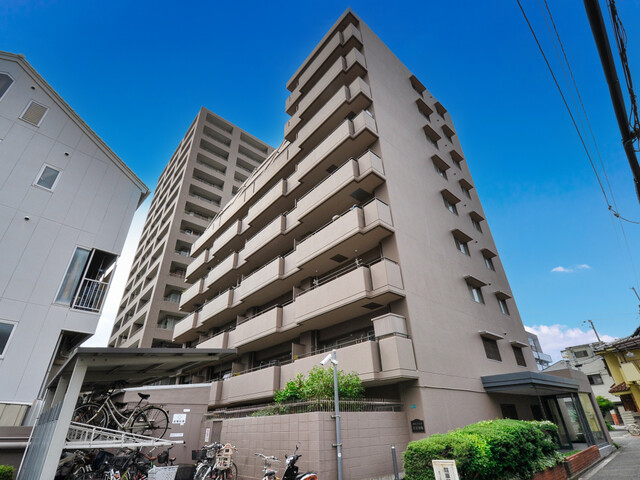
xmin=573 ymin=448 xmax=622 ymax=480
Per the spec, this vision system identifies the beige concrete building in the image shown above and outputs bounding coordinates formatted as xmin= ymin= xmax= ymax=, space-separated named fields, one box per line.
xmin=109 ymin=108 xmax=272 ymax=349
xmin=169 ymin=10 xmax=610 ymax=464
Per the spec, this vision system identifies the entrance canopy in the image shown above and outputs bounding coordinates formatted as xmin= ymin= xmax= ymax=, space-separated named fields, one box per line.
xmin=19 ymin=347 xmax=235 ymax=480
xmin=482 ymin=371 xmax=579 ymax=396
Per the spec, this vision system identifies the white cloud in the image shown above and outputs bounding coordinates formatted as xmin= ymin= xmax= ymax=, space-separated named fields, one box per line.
xmin=525 ymin=324 xmax=616 ymax=363
xmin=550 ymin=264 xmax=592 ymax=273
xmin=551 ymin=266 xmax=572 ymax=273
xmin=83 ymin=201 xmax=150 ymax=347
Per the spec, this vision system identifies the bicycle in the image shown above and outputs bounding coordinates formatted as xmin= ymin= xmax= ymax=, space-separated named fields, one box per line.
xmin=193 ymin=443 xmax=237 ymax=480
xmin=73 ymin=448 xmax=148 ymax=480
xmin=193 ymin=443 xmax=222 ymax=480
xmin=627 ymin=423 xmax=640 ymax=436
xmin=73 ymin=388 xmax=169 ymax=438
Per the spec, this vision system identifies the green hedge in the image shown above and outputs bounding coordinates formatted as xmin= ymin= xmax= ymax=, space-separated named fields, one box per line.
xmin=403 ymin=419 xmax=564 ymax=480
xmin=0 ymin=465 xmax=14 ymax=480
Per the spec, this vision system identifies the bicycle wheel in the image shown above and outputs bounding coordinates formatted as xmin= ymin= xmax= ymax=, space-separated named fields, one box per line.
xmin=224 ymin=463 xmax=237 ymax=480
xmin=131 ymin=406 xmax=169 ymax=438
xmin=72 ymin=470 xmax=104 ymax=480
xmin=629 ymin=424 xmax=640 ymax=436
xmin=72 ymin=403 xmax=108 ymax=428
xmin=194 ymin=464 xmax=211 ymax=480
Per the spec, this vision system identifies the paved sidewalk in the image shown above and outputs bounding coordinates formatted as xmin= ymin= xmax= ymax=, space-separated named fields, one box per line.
xmin=579 ymin=430 xmax=640 ymax=479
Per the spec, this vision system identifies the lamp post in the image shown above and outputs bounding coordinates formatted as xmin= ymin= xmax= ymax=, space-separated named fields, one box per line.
xmin=321 ymin=349 xmax=343 ymax=480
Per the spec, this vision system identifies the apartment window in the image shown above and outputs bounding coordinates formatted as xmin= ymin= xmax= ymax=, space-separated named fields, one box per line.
xmin=482 ymin=337 xmax=501 ymax=361
xmin=461 ymin=185 xmax=471 ymax=199
xmin=452 ymin=157 xmax=461 ymax=169
xmin=56 ymin=247 xmax=117 ymax=313
xmin=468 ymin=284 xmax=484 ymax=304
xmin=34 ymin=164 xmax=62 ymax=191
xmin=472 ymin=218 xmax=482 ymax=233
xmin=0 ymin=321 xmax=16 ymax=357
xmin=588 ymin=374 xmax=604 ymax=385
xmin=0 ymin=73 xmax=14 ymax=100
xmin=513 ymin=346 xmax=526 ymax=366
xmin=435 ymin=164 xmax=448 ymax=179
xmin=482 ymin=249 xmax=496 ymax=271
xmin=454 ymin=236 xmax=470 ymax=255
xmin=500 ymin=404 xmax=518 ymax=419
xmin=498 ymin=298 xmax=510 ymax=315
xmin=574 ymin=350 xmax=589 ymax=359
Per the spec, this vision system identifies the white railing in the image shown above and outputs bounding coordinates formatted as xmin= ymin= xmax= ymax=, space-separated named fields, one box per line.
xmin=72 ymin=278 xmax=109 ymax=313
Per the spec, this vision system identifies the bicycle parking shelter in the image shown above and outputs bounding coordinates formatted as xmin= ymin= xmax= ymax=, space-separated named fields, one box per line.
xmin=17 ymin=347 xmax=235 ymax=480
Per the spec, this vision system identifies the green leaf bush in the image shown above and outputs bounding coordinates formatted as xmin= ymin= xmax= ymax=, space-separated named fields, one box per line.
xmin=404 ymin=419 xmax=563 ymax=480
xmin=0 ymin=465 xmax=14 ymax=480
xmin=274 ymin=366 xmax=364 ymax=403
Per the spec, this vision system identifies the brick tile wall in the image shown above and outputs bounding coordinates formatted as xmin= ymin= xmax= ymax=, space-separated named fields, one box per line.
xmin=564 ymin=446 xmax=600 ymax=476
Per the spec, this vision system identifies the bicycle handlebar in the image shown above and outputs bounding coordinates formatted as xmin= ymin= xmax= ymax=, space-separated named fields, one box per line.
xmin=255 ymin=453 xmax=280 ymax=461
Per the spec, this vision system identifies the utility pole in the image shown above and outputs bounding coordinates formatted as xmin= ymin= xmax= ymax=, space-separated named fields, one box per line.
xmin=584 ymin=319 xmax=603 ymax=343
xmin=583 ymin=0 xmax=640 ymax=204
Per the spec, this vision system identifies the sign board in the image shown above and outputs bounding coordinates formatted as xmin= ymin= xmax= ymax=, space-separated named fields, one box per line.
xmin=432 ymin=460 xmax=459 ymax=480
xmin=204 ymin=428 xmax=211 ymax=443
xmin=411 ymin=419 xmax=425 ymax=433
xmin=172 ymin=413 xmax=187 ymax=425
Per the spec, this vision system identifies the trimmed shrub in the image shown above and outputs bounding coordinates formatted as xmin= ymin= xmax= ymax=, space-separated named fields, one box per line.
xmin=0 ymin=465 xmax=14 ymax=480
xmin=404 ymin=419 xmax=563 ymax=480
xmin=274 ymin=366 xmax=364 ymax=403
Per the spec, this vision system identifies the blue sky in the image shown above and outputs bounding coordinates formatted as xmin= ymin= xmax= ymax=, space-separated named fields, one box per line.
xmin=3 ymin=0 xmax=639 ymax=359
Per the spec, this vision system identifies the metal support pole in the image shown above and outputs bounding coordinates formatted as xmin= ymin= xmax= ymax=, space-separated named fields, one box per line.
xmin=391 ymin=444 xmax=400 ymax=480
xmin=331 ymin=349 xmax=343 ymax=480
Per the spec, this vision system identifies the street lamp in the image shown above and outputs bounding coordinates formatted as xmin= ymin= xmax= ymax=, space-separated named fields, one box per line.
xmin=320 ymin=349 xmax=343 ymax=480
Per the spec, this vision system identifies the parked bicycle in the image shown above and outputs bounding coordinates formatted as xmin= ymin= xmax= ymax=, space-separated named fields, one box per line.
xmin=72 ymin=448 xmax=149 ymax=480
xmin=627 ymin=423 xmax=640 ymax=436
xmin=255 ymin=452 xmax=280 ymax=480
xmin=73 ymin=388 xmax=169 ymax=438
xmin=193 ymin=442 xmax=237 ymax=480
xmin=55 ymin=450 xmax=92 ymax=480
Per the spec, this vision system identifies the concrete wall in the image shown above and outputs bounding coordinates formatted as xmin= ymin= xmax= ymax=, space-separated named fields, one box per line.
xmin=220 ymin=411 xmax=408 ymax=480
xmin=0 ymin=53 xmax=146 ymax=406
xmin=120 ymin=384 xmax=211 ymax=465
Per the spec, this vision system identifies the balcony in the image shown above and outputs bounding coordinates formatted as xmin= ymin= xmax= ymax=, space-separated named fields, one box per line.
xmin=244 ymin=178 xmax=288 ymax=229
xmin=287 ymin=21 xmax=363 ymax=102
xmin=197 ymin=289 xmax=235 ymax=330
xmin=185 ymin=248 xmax=209 ymax=283
xmin=71 ymin=278 xmax=109 ymax=313
xmin=242 ymin=215 xmax=286 ymax=261
xmin=294 ymin=150 xmax=385 ymax=222
xmin=218 ymin=365 xmax=281 ymax=405
xmin=192 ymin=216 xmax=242 ymax=259
xmin=294 ymin=199 xmax=394 ymax=270
xmin=293 ymin=77 xmax=372 ymax=152
xmin=286 ymin=47 xmax=367 ymax=119
xmin=294 ymin=258 xmax=404 ymax=328
xmin=233 ymin=306 xmax=283 ymax=349
xmin=172 ymin=312 xmax=198 ymax=342
xmin=233 ymin=257 xmax=284 ymax=305
xmin=203 ymin=252 xmax=240 ymax=292
xmin=180 ymin=277 xmax=205 ymax=310
xmin=198 ymin=330 xmax=230 ymax=349
xmin=295 ymin=111 xmax=378 ymax=187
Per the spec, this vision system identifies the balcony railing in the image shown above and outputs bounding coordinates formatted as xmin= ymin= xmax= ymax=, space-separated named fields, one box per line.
xmin=71 ymin=278 xmax=109 ymax=313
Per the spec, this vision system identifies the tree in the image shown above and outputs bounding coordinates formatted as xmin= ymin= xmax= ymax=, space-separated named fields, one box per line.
xmin=596 ymin=395 xmax=615 ymax=417
xmin=274 ymin=366 xmax=364 ymax=403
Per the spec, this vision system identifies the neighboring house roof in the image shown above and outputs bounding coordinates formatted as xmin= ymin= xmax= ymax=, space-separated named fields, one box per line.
xmin=609 ymin=382 xmax=631 ymax=394
xmin=594 ymin=327 xmax=640 ymax=353
xmin=0 ymin=50 xmax=149 ymax=205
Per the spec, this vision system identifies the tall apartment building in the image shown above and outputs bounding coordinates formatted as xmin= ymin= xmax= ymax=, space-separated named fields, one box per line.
xmin=171 ymin=10 xmax=608 ymax=450
xmin=109 ymin=108 xmax=273 ymax=349
xmin=0 ymin=51 xmax=148 ymax=431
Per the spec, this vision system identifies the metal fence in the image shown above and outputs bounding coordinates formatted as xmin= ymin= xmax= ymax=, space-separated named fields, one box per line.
xmin=205 ymin=398 xmax=403 ymax=419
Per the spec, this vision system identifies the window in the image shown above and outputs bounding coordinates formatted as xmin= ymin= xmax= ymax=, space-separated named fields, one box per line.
xmin=498 ymin=298 xmax=510 ymax=315
xmin=434 ymin=164 xmax=448 ymax=179
xmin=56 ymin=247 xmax=117 ymax=313
xmin=500 ymin=404 xmax=518 ymax=419
xmin=513 ymin=346 xmax=526 ymax=366
xmin=482 ymin=337 xmax=501 ymax=361
xmin=483 ymin=257 xmax=494 ymax=272
xmin=461 ymin=185 xmax=471 ymax=199
xmin=454 ymin=236 xmax=470 ymax=255
xmin=468 ymin=284 xmax=484 ymax=304
xmin=0 ymin=321 xmax=16 ymax=357
xmin=0 ymin=73 xmax=14 ymax=100
xmin=574 ymin=350 xmax=589 ymax=359
xmin=588 ymin=374 xmax=604 ymax=385
xmin=472 ymin=218 xmax=482 ymax=232
xmin=443 ymin=197 xmax=458 ymax=215
xmin=452 ymin=157 xmax=461 ymax=169
xmin=34 ymin=164 xmax=62 ymax=191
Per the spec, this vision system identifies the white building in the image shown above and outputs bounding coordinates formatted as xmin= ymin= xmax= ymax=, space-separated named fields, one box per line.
xmin=0 ymin=51 xmax=148 ymax=429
